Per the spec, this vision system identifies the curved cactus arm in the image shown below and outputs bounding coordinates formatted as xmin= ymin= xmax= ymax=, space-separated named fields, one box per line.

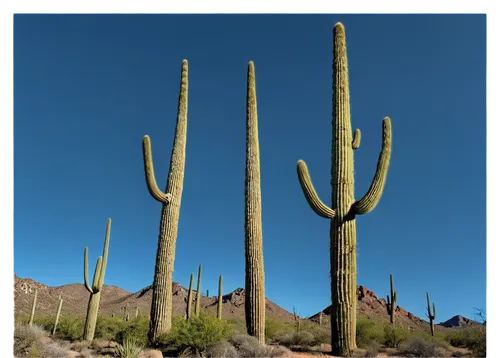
xmin=297 ymin=160 xmax=336 ymax=219
xmin=142 ymin=136 xmax=169 ymax=203
xmin=352 ymin=128 xmax=361 ymax=149
xmin=84 ymin=247 xmax=94 ymax=294
xmin=91 ymin=256 xmax=103 ymax=293
xmin=352 ymin=117 xmax=392 ymax=215
xmin=386 ymin=295 xmax=391 ymax=314
xmin=97 ymin=219 xmax=111 ymax=289
xmin=432 ymin=303 xmax=436 ymax=318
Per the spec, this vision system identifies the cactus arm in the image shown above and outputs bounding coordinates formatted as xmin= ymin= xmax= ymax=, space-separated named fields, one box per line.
xmin=352 ymin=129 xmax=361 ymax=149
xmin=433 ymin=303 xmax=436 ymax=318
xmin=142 ymin=136 xmax=169 ymax=203
xmin=83 ymin=247 xmax=94 ymax=293
xmin=91 ymin=256 xmax=103 ymax=293
xmin=96 ymin=218 xmax=111 ymax=289
xmin=352 ymin=117 xmax=392 ymax=215
xmin=297 ymin=160 xmax=336 ymax=219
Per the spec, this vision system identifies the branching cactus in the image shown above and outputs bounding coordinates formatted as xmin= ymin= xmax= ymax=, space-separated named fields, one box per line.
xmin=296 ymin=23 xmax=392 ymax=356
xmin=244 ymin=61 xmax=266 ymax=344
xmin=83 ymin=218 xmax=111 ymax=341
xmin=28 ymin=289 xmax=38 ymax=327
xmin=52 ymin=295 xmax=63 ymax=335
xmin=144 ymin=60 xmax=188 ymax=343
xmin=217 ymin=275 xmax=223 ymax=319
xmin=195 ymin=264 xmax=202 ymax=316
xmin=186 ymin=273 xmax=194 ymax=320
xmin=386 ymin=274 xmax=397 ymax=324
xmin=426 ymin=292 xmax=436 ymax=336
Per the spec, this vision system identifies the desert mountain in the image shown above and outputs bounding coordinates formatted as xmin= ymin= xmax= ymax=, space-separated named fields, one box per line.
xmin=438 ymin=315 xmax=481 ymax=328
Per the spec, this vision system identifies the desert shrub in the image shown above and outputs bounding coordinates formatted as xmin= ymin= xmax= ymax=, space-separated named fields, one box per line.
xmin=52 ymin=315 xmax=85 ymax=341
xmin=446 ymin=326 xmax=486 ymax=357
xmin=94 ymin=315 xmax=127 ymax=341
xmin=383 ymin=324 xmax=409 ymax=348
xmin=298 ymin=320 xmax=331 ymax=346
xmin=40 ymin=342 xmax=69 ymax=358
xmin=363 ymin=340 xmax=380 ymax=357
xmin=206 ymin=341 xmax=239 ymax=358
xmin=292 ymin=330 xmax=315 ymax=346
xmin=115 ymin=337 xmax=144 ymax=358
xmin=403 ymin=336 xmax=441 ymax=357
xmin=14 ymin=324 xmax=47 ymax=357
xmin=265 ymin=318 xmax=293 ymax=341
xmin=164 ymin=312 xmax=233 ymax=353
xmin=229 ymin=334 xmax=290 ymax=357
xmin=356 ymin=318 xmax=384 ymax=347
xmin=114 ymin=315 xmax=150 ymax=346
xmin=270 ymin=331 xmax=294 ymax=347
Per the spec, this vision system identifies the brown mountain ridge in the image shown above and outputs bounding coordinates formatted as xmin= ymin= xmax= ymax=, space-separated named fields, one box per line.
xmin=14 ymin=275 xmax=477 ymax=329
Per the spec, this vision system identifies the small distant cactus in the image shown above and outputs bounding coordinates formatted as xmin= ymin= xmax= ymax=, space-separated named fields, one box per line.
xmin=52 ymin=295 xmax=63 ymax=335
xmin=83 ymin=218 xmax=111 ymax=341
xmin=244 ymin=61 xmax=266 ymax=345
xmin=293 ymin=307 xmax=301 ymax=332
xmin=426 ymin=292 xmax=436 ymax=336
xmin=186 ymin=273 xmax=194 ymax=320
xmin=28 ymin=289 xmax=38 ymax=327
xmin=206 ymin=289 xmax=209 ymax=297
xmin=145 ymin=59 xmax=188 ymax=343
xmin=217 ymin=275 xmax=223 ymax=319
xmin=135 ymin=307 xmax=139 ymax=319
xmin=195 ymin=264 xmax=202 ymax=316
xmin=319 ymin=311 xmax=323 ymax=326
xmin=386 ymin=274 xmax=397 ymax=324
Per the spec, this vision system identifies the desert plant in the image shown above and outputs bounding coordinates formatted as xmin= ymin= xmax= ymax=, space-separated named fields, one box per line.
xmin=363 ymin=340 xmax=380 ymax=357
xmin=356 ymin=318 xmax=385 ymax=347
xmin=206 ymin=341 xmax=239 ymax=358
xmin=145 ymin=59 xmax=188 ymax=343
xmin=82 ymin=218 xmax=111 ymax=341
xmin=135 ymin=307 xmax=139 ymax=319
xmin=14 ymin=323 xmax=46 ymax=357
xmin=53 ymin=315 xmax=85 ymax=341
xmin=386 ymin=274 xmax=397 ymax=324
xmin=403 ymin=336 xmax=440 ymax=357
xmin=244 ymin=60 xmax=266 ymax=344
xmin=383 ymin=324 xmax=408 ymax=348
xmin=426 ymin=292 xmax=436 ymax=336
xmin=52 ymin=295 xmax=63 ymax=335
xmin=115 ymin=337 xmax=144 ymax=358
xmin=195 ymin=264 xmax=202 ymax=316
xmin=295 ymin=22 xmax=392 ymax=356
xmin=186 ymin=273 xmax=194 ymax=320
xmin=292 ymin=307 xmax=300 ymax=332
xmin=319 ymin=311 xmax=323 ymax=326
xmin=218 ymin=275 xmax=223 ymax=319
xmin=28 ymin=289 xmax=38 ymax=327
xmin=230 ymin=334 xmax=291 ymax=357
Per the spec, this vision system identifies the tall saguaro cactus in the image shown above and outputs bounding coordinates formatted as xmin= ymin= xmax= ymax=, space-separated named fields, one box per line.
xmin=244 ymin=61 xmax=266 ymax=344
xmin=217 ymin=275 xmax=223 ymax=319
xmin=83 ymin=218 xmax=111 ymax=341
xmin=28 ymin=289 xmax=38 ymax=327
xmin=386 ymin=274 xmax=397 ymax=324
xmin=144 ymin=59 xmax=188 ymax=343
xmin=52 ymin=295 xmax=63 ymax=335
xmin=195 ymin=264 xmax=202 ymax=316
xmin=426 ymin=292 xmax=436 ymax=336
xmin=186 ymin=273 xmax=194 ymax=320
xmin=296 ymin=23 xmax=392 ymax=356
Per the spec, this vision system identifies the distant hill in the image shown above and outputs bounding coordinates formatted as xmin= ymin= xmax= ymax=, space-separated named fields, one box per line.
xmin=438 ymin=315 xmax=482 ymax=328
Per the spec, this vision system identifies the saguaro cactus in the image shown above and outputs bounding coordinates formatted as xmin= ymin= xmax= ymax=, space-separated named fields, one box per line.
xmin=244 ymin=61 xmax=266 ymax=344
xmin=296 ymin=23 xmax=392 ymax=356
xmin=144 ymin=59 xmax=188 ymax=343
xmin=135 ymin=307 xmax=139 ymax=319
xmin=186 ymin=273 xmax=194 ymax=320
xmin=319 ymin=311 xmax=323 ymax=326
xmin=195 ymin=264 xmax=202 ymax=316
xmin=426 ymin=292 xmax=436 ymax=336
xmin=52 ymin=295 xmax=63 ymax=335
xmin=83 ymin=218 xmax=111 ymax=341
xmin=386 ymin=274 xmax=397 ymax=324
xmin=217 ymin=275 xmax=223 ymax=319
xmin=28 ymin=289 xmax=38 ymax=327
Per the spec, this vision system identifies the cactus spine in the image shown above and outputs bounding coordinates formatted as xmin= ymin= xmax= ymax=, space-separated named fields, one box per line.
xmin=195 ymin=264 xmax=202 ymax=316
xmin=386 ymin=274 xmax=397 ymax=324
xmin=217 ymin=275 xmax=223 ymax=319
xmin=186 ymin=273 xmax=194 ymax=320
xmin=28 ymin=289 xmax=38 ymax=327
xmin=144 ymin=60 xmax=188 ymax=343
xmin=426 ymin=292 xmax=436 ymax=336
xmin=82 ymin=218 xmax=111 ymax=341
xmin=52 ymin=295 xmax=63 ymax=335
xmin=296 ymin=23 xmax=392 ymax=356
xmin=244 ymin=61 xmax=266 ymax=344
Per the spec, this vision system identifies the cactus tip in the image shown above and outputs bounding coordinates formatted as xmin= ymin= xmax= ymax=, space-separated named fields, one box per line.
xmin=334 ymin=22 xmax=345 ymax=32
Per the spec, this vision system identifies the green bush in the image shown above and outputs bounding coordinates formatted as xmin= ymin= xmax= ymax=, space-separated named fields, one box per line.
xmin=402 ymin=336 xmax=441 ymax=357
xmin=265 ymin=318 xmax=293 ymax=341
xmin=164 ymin=312 xmax=234 ymax=354
xmin=356 ymin=318 xmax=385 ymax=347
xmin=446 ymin=325 xmax=486 ymax=356
xmin=115 ymin=337 xmax=144 ymax=358
xmin=229 ymin=334 xmax=290 ymax=357
xmin=383 ymin=324 xmax=409 ymax=348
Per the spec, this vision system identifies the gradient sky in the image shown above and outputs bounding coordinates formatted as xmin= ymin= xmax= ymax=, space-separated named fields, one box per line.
xmin=14 ymin=14 xmax=486 ymax=322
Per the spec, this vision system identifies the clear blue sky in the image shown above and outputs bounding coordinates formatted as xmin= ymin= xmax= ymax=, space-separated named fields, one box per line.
xmin=14 ymin=14 xmax=486 ymax=322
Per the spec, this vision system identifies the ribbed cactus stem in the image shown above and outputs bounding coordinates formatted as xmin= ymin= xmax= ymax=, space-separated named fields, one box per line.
xmin=146 ymin=59 xmax=188 ymax=344
xmin=83 ymin=218 xmax=111 ymax=342
xmin=195 ymin=264 xmax=202 ymax=316
xmin=28 ymin=289 xmax=38 ymax=327
xmin=186 ymin=273 xmax=194 ymax=320
xmin=296 ymin=23 xmax=392 ymax=357
xmin=52 ymin=295 xmax=63 ymax=335
xmin=217 ymin=275 xmax=223 ymax=319
xmin=426 ymin=292 xmax=436 ymax=336
xmin=244 ymin=61 xmax=266 ymax=345
xmin=386 ymin=274 xmax=397 ymax=324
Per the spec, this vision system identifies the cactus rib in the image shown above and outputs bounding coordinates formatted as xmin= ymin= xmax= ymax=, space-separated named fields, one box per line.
xmin=244 ymin=61 xmax=266 ymax=344
xmin=147 ymin=59 xmax=188 ymax=343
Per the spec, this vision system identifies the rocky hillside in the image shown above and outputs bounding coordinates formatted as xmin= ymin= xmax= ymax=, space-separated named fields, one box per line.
xmin=438 ymin=315 xmax=481 ymax=328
